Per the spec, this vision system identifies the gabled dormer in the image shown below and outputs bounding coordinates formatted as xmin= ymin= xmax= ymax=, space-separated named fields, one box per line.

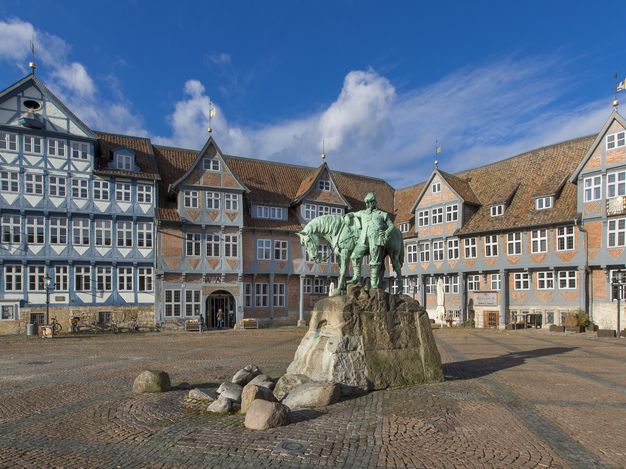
xmin=109 ymin=148 xmax=138 ymax=172
xmin=291 ymin=162 xmax=351 ymax=222
xmin=487 ymin=183 xmax=519 ymax=218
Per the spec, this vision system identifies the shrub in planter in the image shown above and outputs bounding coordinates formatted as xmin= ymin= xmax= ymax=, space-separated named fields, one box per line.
xmin=597 ymin=329 xmax=616 ymax=338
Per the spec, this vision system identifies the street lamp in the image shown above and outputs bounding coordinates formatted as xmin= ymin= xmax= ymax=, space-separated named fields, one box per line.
xmin=44 ymin=273 xmax=52 ymax=325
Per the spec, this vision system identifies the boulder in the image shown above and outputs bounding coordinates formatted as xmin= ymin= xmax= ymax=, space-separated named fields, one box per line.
xmin=217 ymin=382 xmax=243 ymax=402
xmin=188 ymin=388 xmax=218 ymax=401
xmin=273 ymin=374 xmax=310 ymax=401
xmin=132 ymin=370 xmax=171 ymax=394
xmin=241 ymin=383 xmax=277 ymax=413
xmin=244 ymin=400 xmax=291 ymax=430
xmin=207 ymin=395 xmax=233 ymax=413
xmin=281 ymin=381 xmax=340 ymax=409
xmin=286 ymin=288 xmax=443 ymax=393
xmin=231 ymin=364 xmax=262 ymax=386
xmin=248 ymin=374 xmax=275 ymax=390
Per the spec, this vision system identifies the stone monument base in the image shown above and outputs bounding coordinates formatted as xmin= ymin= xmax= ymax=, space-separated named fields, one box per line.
xmin=285 ymin=286 xmax=443 ymax=394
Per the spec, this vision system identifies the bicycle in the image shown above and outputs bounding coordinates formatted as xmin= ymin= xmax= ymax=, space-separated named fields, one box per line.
xmin=49 ymin=317 xmax=62 ymax=335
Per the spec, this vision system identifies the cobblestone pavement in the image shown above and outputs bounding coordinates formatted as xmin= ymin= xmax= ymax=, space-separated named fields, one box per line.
xmin=1 ymin=328 xmax=625 ymax=469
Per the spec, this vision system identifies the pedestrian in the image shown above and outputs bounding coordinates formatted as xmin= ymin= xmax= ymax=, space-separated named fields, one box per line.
xmin=217 ymin=308 xmax=224 ymax=328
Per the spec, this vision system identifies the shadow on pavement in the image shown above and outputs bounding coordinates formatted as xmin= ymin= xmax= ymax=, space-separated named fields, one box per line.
xmin=444 ymin=346 xmax=576 ymax=380
xmin=289 ymin=409 xmax=324 ymax=423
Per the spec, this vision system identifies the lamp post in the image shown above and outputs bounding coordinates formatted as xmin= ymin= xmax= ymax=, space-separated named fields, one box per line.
xmin=612 ymin=270 xmax=625 ymax=338
xmin=44 ymin=273 xmax=52 ymax=325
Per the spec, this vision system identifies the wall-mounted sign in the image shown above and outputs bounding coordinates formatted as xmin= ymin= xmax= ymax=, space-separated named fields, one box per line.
xmin=475 ymin=292 xmax=498 ymax=306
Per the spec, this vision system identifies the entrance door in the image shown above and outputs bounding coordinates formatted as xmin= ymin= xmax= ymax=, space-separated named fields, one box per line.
xmin=206 ymin=291 xmax=236 ymax=328
xmin=483 ymin=310 xmax=499 ymax=328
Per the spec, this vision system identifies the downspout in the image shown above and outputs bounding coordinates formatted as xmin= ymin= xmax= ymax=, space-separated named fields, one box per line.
xmin=575 ymin=214 xmax=591 ymax=321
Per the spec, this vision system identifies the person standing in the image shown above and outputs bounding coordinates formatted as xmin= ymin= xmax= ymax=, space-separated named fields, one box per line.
xmin=217 ymin=308 xmax=224 ymax=329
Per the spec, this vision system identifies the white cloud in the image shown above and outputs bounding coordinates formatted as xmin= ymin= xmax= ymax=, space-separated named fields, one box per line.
xmin=208 ymin=52 xmax=232 ymax=65
xmin=156 ymin=58 xmax=608 ymax=187
xmin=0 ymin=18 xmax=147 ymax=136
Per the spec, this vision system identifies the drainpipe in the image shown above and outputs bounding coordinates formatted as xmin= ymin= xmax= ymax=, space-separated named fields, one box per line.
xmin=575 ymin=214 xmax=590 ymax=321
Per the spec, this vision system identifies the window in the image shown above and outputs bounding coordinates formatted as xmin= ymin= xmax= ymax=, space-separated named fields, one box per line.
xmin=255 ymin=205 xmax=284 ymax=219
xmin=25 ymin=173 xmax=43 ymax=195
xmin=115 ymin=182 xmax=131 ymax=202
xmin=116 ymin=221 xmax=133 ymax=248
xmin=514 ymin=272 xmax=530 ymax=290
xmin=491 ymin=273 xmax=501 ymax=291
xmin=447 ymin=238 xmax=459 ymax=260
xmin=608 ymin=218 xmax=626 ymax=247
xmin=137 ymin=184 xmax=152 ymax=204
xmin=273 ymin=240 xmax=288 ymax=260
xmin=432 ymin=182 xmax=441 ymax=193
xmin=490 ymin=204 xmax=504 ymax=217
xmin=425 ymin=276 xmax=437 ymax=294
xmin=419 ymin=241 xmax=430 ymax=262
xmin=257 ymin=239 xmax=272 ymax=260
xmin=485 ymin=234 xmax=498 ymax=257
xmin=255 ymin=283 xmax=269 ymax=307
xmin=225 ymin=193 xmax=238 ymax=211
xmin=407 ymin=243 xmax=418 ymax=263
xmin=71 ymin=142 xmax=90 ymax=160
xmin=431 ymin=207 xmax=443 ymax=224
xmin=203 ymin=158 xmax=220 ymax=171
xmin=4 ymin=265 xmax=22 ymax=291
xmin=607 ymin=170 xmax=626 ymax=198
xmin=91 ymin=179 xmax=109 ymax=201
xmin=464 ymin=238 xmax=477 ymax=258
xmin=94 ymin=220 xmax=112 ymax=247
xmin=273 ymin=283 xmax=286 ymax=307
xmin=417 ymin=210 xmax=429 ymax=227
xmin=96 ymin=266 xmax=112 ymax=291
xmin=206 ymin=191 xmax=220 ymax=209
xmin=118 ymin=267 xmax=133 ymax=291
xmin=244 ymin=283 xmax=253 ymax=307
xmin=583 ymin=175 xmax=602 ymax=202
xmin=0 ymin=131 xmax=17 ymax=151
xmin=607 ymin=131 xmax=626 ymax=150
xmin=137 ymin=267 xmax=153 ymax=292
xmin=183 ymin=190 xmax=198 ymax=208
xmin=55 ymin=266 xmax=68 ymax=291
xmin=318 ymin=205 xmax=330 ymax=216
xmin=444 ymin=275 xmax=459 ymax=294
xmin=26 ymin=216 xmax=44 ymax=244
xmin=446 ymin=204 xmax=459 ymax=222
xmin=75 ymin=266 xmax=91 ymax=291
xmin=49 ymin=176 xmax=67 ymax=197
xmin=399 ymin=222 xmax=410 ymax=233
xmin=49 ymin=218 xmax=67 ymax=245
xmin=304 ymin=204 xmax=317 ymax=220
xmin=558 ymin=271 xmax=577 ymax=289
xmin=507 ymin=232 xmax=522 ymax=255
xmin=0 ymin=171 xmax=19 ymax=192
xmin=330 ymin=206 xmax=344 ymax=215
xmin=535 ymin=196 xmax=553 ymax=210
xmin=556 ymin=226 xmax=575 ymax=251
xmin=224 ymin=234 xmax=238 ymax=257
xmin=71 ymin=179 xmax=89 ymax=199
xmin=28 ymin=265 xmax=46 ymax=291
xmin=0 ymin=304 xmax=17 ymax=320
xmin=137 ymin=222 xmax=152 ymax=248
xmin=72 ymin=219 xmax=90 ymax=246
xmin=537 ymin=271 xmax=554 ymax=290
xmin=313 ymin=278 xmax=329 ymax=294
xmin=317 ymin=244 xmax=336 ymax=264
xmin=164 ymin=289 xmax=182 ymax=317
xmin=1 ymin=215 xmax=21 ymax=244
xmin=48 ymin=138 xmax=66 ymax=157
xmin=467 ymin=275 xmax=480 ymax=292
xmin=318 ymin=180 xmax=331 ymax=191
xmin=531 ymin=229 xmax=548 ymax=253
xmin=186 ymin=233 xmax=201 ymax=256
xmin=115 ymin=153 xmax=133 ymax=171
xmin=23 ymin=135 xmax=42 ymax=154
xmin=206 ymin=234 xmax=220 ymax=257
xmin=185 ymin=290 xmax=201 ymax=316
xmin=432 ymin=240 xmax=444 ymax=261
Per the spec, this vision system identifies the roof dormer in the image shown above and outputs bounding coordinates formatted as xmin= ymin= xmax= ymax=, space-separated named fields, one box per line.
xmin=110 ymin=148 xmax=137 ymax=172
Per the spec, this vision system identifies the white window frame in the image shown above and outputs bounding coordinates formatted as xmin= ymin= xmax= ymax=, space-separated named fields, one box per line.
xmin=49 ymin=176 xmax=67 ymax=197
xmin=608 ymin=218 xmax=626 ymax=247
xmin=537 ymin=271 xmax=554 ymax=290
xmin=71 ymin=142 xmax=90 ymax=160
xmin=54 ymin=266 xmax=69 ymax=292
xmin=491 ymin=273 xmax=501 ymax=291
xmin=115 ymin=153 xmax=133 ymax=171
xmin=535 ymin=196 xmax=553 ymax=211
xmin=183 ymin=190 xmax=199 ymax=208
xmin=206 ymin=191 xmax=220 ymax=210
xmin=556 ymin=226 xmax=575 ymax=251
xmin=206 ymin=234 xmax=220 ymax=257
xmin=185 ymin=290 xmax=201 ymax=316
xmin=607 ymin=170 xmax=626 ymax=198
xmin=138 ymin=267 xmax=153 ymax=292
xmin=432 ymin=182 xmax=441 ymax=193
xmin=203 ymin=158 xmax=220 ymax=171
xmin=257 ymin=239 xmax=272 ymax=260
xmin=244 ymin=283 xmax=253 ymax=307
xmin=514 ymin=272 xmax=530 ymax=290
xmin=26 ymin=216 xmax=45 ymax=244
xmin=115 ymin=182 xmax=132 ymax=202
xmin=467 ymin=275 xmax=480 ymax=292
xmin=0 ymin=131 xmax=18 ymax=151
xmin=417 ymin=210 xmax=429 ymax=227
xmin=72 ymin=219 xmax=90 ymax=246
xmin=583 ymin=175 xmax=602 ymax=202
xmin=485 ymin=234 xmax=499 ymax=257
xmin=224 ymin=234 xmax=238 ymax=257
xmin=28 ymin=265 xmax=46 ymax=291
xmin=137 ymin=184 xmax=153 ymax=204
xmin=447 ymin=238 xmax=459 ymax=260
xmin=419 ymin=241 xmax=430 ymax=263
xmin=4 ymin=265 xmax=22 ymax=291
xmin=0 ymin=171 xmax=19 ymax=193
xmin=606 ymin=131 xmax=626 ymax=150
xmin=96 ymin=266 xmax=112 ymax=292
xmin=318 ymin=180 xmax=331 ymax=191
xmin=116 ymin=221 xmax=133 ymax=248
xmin=432 ymin=240 xmax=444 ymax=261
xmin=186 ymin=233 xmax=201 ymax=256
xmin=446 ymin=204 xmax=458 ymax=222
xmin=225 ymin=193 xmax=239 ymax=211
xmin=255 ymin=283 xmax=269 ymax=307
xmin=304 ymin=204 xmax=317 ymax=220
xmin=48 ymin=138 xmax=66 ymax=157
xmin=164 ymin=289 xmax=182 ymax=317
xmin=400 ymin=222 xmax=410 ymax=233
xmin=407 ymin=243 xmax=418 ymax=264
xmin=273 ymin=283 xmax=286 ymax=307
xmin=117 ymin=266 xmax=133 ymax=292
xmin=1 ymin=215 xmax=21 ymax=244
xmin=23 ymin=135 xmax=42 ymax=154
xmin=464 ymin=238 xmax=477 ymax=259
xmin=431 ymin=207 xmax=443 ymax=225
xmin=74 ymin=266 xmax=92 ymax=291
xmin=274 ymin=240 xmax=288 ymax=260
xmin=531 ymin=229 xmax=548 ymax=253
xmin=444 ymin=275 xmax=459 ymax=294
xmin=24 ymin=173 xmax=43 ymax=195
xmin=490 ymin=204 xmax=504 ymax=217
xmin=558 ymin=271 xmax=577 ymax=289
xmin=137 ymin=222 xmax=153 ymax=248
xmin=507 ymin=232 xmax=522 ymax=256
xmin=49 ymin=217 xmax=67 ymax=245
xmin=71 ymin=179 xmax=89 ymax=199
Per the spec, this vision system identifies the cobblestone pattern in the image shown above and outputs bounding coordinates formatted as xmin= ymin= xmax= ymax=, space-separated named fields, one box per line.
xmin=1 ymin=328 xmax=625 ymax=468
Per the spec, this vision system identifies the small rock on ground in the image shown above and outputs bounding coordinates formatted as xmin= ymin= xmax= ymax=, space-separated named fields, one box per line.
xmin=132 ymin=370 xmax=171 ymax=394
xmin=244 ymin=399 xmax=291 ymax=430
xmin=241 ymin=383 xmax=277 ymax=413
xmin=232 ymin=364 xmax=262 ymax=386
xmin=281 ymin=381 xmax=340 ymax=410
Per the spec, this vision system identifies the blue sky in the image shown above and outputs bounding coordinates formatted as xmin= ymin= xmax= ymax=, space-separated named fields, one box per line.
xmin=1 ymin=1 xmax=625 ymax=187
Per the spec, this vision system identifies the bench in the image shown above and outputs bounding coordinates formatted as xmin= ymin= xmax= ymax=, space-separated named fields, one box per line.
xmin=185 ymin=319 xmax=204 ymax=332
xmin=241 ymin=318 xmax=259 ymax=329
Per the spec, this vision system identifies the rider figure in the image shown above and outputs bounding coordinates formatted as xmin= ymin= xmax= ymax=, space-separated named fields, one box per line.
xmin=345 ymin=192 xmax=394 ymax=289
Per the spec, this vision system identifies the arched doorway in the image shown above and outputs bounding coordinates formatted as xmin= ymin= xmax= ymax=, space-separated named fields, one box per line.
xmin=206 ymin=290 xmax=236 ymax=329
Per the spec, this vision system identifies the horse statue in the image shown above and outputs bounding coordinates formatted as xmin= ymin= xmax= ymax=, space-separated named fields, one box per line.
xmin=297 ymin=214 xmax=404 ymax=295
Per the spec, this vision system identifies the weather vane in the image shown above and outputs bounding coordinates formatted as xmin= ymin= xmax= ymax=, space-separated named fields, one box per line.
xmin=207 ymin=99 xmax=216 ymax=133
xmin=321 ymin=138 xmax=326 ymax=160
xmin=434 ymin=140 xmax=442 ymax=169
xmin=29 ymin=38 xmax=37 ymax=75
xmin=614 ymin=72 xmax=625 ymax=109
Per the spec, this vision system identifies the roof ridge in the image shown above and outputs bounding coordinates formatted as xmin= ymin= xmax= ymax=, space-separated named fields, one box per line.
xmin=95 ymin=130 xmax=152 ymax=141
xmin=153 ymin=143 xmax=200 ymax=153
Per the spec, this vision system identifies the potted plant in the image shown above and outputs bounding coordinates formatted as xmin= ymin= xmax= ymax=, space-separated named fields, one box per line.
xmin=563 ymin=312 xmax=583 ymax=333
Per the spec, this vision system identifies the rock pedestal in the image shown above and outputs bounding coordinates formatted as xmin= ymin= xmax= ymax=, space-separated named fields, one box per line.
xmin=286 ymin=287 xmax=443 ymax=393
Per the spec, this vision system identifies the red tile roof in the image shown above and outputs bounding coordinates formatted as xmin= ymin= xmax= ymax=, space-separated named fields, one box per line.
xmin=96 ymin=132 xmax=160 ymax=180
